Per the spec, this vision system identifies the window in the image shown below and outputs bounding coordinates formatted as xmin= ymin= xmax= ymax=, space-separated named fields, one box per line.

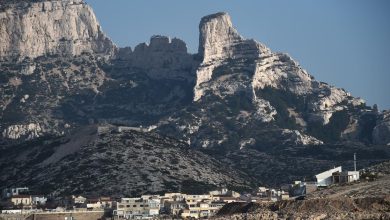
xmin=126 ymin=205 xmax=130 ymax=208
xmin=133 ymin=205 xmax=137 ymax=207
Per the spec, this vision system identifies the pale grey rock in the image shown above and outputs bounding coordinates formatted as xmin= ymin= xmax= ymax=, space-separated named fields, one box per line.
xmin=194 ymin=12 xmax=270 ymax=101
xmin=194 ymin=12 xmax=364 ymax=126
xmin=239 ymin=138 xmax=256 ymax=149
xmin=373 ymin=111 xmax=390 ymax=145
xmin=117 ymin=35 xmax=195 ymax=80
xmin=20 ymin=64 xmax=36 ymax=75
xmin=0 ymin=0 xmax=116 ymax=60
xmin=253 ymin=98 xmax=277 ymax=122
xmin=252 ymin=53 xmax=313 ymax=95
xmin=2 ymin=123 xmax=44 ymax=140
xmin=282 ymin=129 xmax=324 ymax=145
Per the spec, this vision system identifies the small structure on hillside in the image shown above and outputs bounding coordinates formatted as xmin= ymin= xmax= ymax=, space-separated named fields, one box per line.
xmin=332 ymin=153 xmax=360 ymax=184
xmin=332 ymin=171 xmax=360 ymax=184
xmin=286 ymin=181 xmax=317 ymax=197
xmin=315 ymin=154 xmax=360 ymax=186
xmin=315 ymin=166 xmax=342 ymax=186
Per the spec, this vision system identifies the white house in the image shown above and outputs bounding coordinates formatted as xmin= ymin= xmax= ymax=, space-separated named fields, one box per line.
xmin=114 ymin=197 xmax=161 ymax=219
xmin=2 ymin=187 xmax=29 ymax=199
xmin=315 ymin=166 xmax=342 ymax=186
xmin=31 ymin=195 xmax=47 ymax=205
xmin=333 ymin=171 xmax=360 ymax=184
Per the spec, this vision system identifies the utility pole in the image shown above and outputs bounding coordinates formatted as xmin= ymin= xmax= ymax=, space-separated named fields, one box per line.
xmin=354 ymin=153 xmax=357 ymax=172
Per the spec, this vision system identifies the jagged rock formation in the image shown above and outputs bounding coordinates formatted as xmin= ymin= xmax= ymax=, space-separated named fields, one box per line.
xmin=0 ymin=0 xmax=116 ymax=60
xmin=194 ymin=12 xmax=364 ymax=126
xmin=117 ymin=35 xmax=196 ymax=80
xmin=373 ymin=111 xmax=390 ymax=145
xmin=194 ymin=12 xmax=270 ymax=101
xmin=0 ymin=55 xmax=107 ymax=141
xmin=157 ymin=12 xmax=371 ymax=149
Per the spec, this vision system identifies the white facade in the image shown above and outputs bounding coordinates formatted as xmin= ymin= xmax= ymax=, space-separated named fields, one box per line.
xmin=32 ymin=195 xmax=47 ymax=205
xmin=338 ymin=171 xmax=360 ymax=183
xmin=114 ymin=197 xmax=161 ymax=219
xmin=73 ymin=195 xmax=86 ymax=204
xmin=2 ymin=187 xmax=29 ymax=199
xmin=315 ymin=166 xmax=342 ymax=186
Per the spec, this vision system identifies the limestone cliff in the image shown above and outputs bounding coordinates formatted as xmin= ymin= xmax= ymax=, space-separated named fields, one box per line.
xmin=373 ymin=111 xmax=390 ymax=145
xmin=117 ymin=35 xmax=196 ymax=81
xmin=193 ymin=12 xmax=364 ymax=126
xmin=0 ymin=0 xmax=116 ymax=60
xmin=194 ymin=12 xmax=270 ymax=101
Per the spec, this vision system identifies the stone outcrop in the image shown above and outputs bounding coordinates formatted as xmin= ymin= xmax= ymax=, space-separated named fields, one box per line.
xmin=282 ymin=129 xmax=324 ymax=146
xmin=0 ymin=0 xmax=116 ymax=60
xmin=116 ymin=35 xmax=195 ymax=80
xmin=2 ymin=123 xmax=45 ymax=140
xmin=373 ymin=111 xmax=390 ymax=145
xmin=194 ymin=12 xmax=270 ymax=101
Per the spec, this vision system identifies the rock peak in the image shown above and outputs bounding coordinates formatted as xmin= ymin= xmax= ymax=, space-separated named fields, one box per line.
xmin=200 ymin=12 xmax=231 ymax=25
xmin=0 ymin=0 xmax=116 ymax=60
xmin=198 ymin=12 xmax=241 ymax=61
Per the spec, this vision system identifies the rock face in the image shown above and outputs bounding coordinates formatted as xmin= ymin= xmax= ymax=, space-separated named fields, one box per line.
xmin=157 ymin=12 xmax=371 ymax=150
xmin=194 ymin=12 xmax=269 ymax=101
xmin=2 ymin=123 xmax=45 ymax=140
xmin=0 ymin=0 xmax=116 ymax=60
xmin=117 ymin=35 xmax=196 ymax=80
xmin=373 ymin=111 xmax=390 ymax=145
xmin=194 ymin=12 xmax=363 ymax=126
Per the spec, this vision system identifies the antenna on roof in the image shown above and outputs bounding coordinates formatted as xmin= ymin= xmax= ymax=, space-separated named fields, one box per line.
xmin=354 ymin=153 xmax=357 ymax=171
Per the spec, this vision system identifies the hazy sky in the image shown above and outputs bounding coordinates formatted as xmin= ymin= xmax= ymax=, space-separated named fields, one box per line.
xmin=87 ymin=0 xmax=390 ymax=109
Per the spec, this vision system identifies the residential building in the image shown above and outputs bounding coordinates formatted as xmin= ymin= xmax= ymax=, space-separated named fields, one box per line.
xmin=164 ymin=201 xmax=187 ymax=215
xmin=333 ymin=171 xmax=360 ymax=184
xmin=2 ymin=187 xmax=29 ymax=199
xmin=211 ymin=195 xmax=239 ymax=203
xmin=315 ymin=166 xmax=342 ymax=186
xmin=86 ymin=197 xmax=114 ymax=210
xmin=181 ymin=200 xmax=226 ymax=219
xmin=31 ymin=195 xmax=47 ymax=205
xmin=209 ymin=188 xmax=228 ymax=196
xmin=114 ymin=197 xmax=161 ymax=219
xmin=72 ymin=195 xmax=87 ymax=204
xmin=11 ymin=195 xmax=32 ymax=206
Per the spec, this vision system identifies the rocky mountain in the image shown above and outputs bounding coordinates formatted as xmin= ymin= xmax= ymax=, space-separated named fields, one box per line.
xmin=0 ymin=0 xmax=389 ymax=195
xmin=157 ymin=12 xmax=385 ymax=149
xmin=0 ymin=0 xmax=116 ymax=61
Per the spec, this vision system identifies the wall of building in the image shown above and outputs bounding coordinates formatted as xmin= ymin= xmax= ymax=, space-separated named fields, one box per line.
xmin=27 ymin=211 xmax=104 ymax=220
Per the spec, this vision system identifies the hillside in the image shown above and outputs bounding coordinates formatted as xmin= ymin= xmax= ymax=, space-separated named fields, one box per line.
xmin=214 ymin=161 xmax=390 ymax=220
xmin=0 ymin=125 xmax=252 ymax=196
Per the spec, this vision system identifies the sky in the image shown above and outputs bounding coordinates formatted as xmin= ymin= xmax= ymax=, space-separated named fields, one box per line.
xmin=86 ymin=0 xmax=390 ymax=110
